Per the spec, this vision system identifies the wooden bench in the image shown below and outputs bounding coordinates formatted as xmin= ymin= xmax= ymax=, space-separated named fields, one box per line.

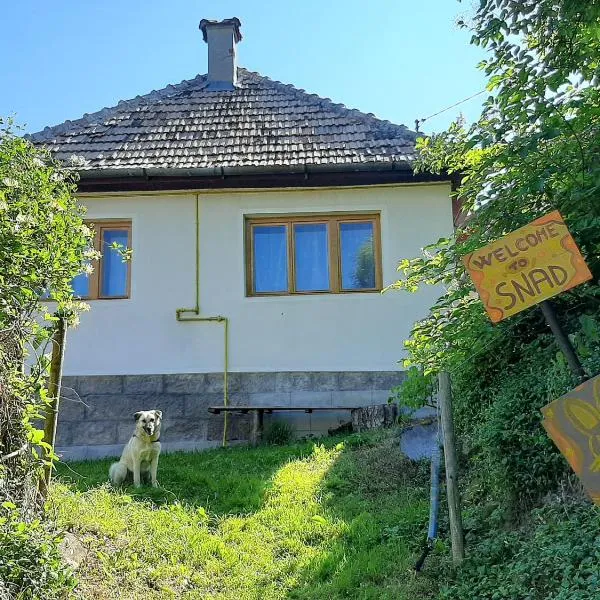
xmin=208 ymin=406 xmax=356 ymax=446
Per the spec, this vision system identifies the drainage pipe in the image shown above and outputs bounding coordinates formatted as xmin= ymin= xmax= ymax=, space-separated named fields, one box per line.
xmin=175 ymin=193 xmax=230 ymax=446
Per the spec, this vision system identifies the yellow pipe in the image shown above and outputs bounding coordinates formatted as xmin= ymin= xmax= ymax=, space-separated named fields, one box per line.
xmin=175 ymin=193 xmax=230 ymax=446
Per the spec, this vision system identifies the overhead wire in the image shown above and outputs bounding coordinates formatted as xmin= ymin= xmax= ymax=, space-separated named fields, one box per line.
xmin=415 ymin=89 xmax=487 ymax=131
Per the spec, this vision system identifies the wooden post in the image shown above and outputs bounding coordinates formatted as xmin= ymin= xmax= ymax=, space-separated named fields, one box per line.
xmin=438 ymin=371 xmax=464 ymax=565
xmin=39 ymin=317 xmax=67 ymax=498
xmin=540 ymin=300 xmax=586 ymax=381
xmin=250 ymin=409 xmax=264 ymax=447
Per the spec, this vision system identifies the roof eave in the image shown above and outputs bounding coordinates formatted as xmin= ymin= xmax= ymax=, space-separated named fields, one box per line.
xmin=75 ymin=162 xmax=454 ymax=194
xmin=77 ymin=160 xmax=418 ymax=180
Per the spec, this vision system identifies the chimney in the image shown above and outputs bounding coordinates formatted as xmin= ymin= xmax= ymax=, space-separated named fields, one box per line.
xmin=199 ymin=18 xmax=242 ymax=90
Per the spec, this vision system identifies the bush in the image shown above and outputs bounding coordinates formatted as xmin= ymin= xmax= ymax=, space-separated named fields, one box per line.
xmin=263 ymin=420 xmax=295 ymax=445
xmin=0 ymin=119 xmax=92 ymax=597
xmin=0 ymin=506 xmax=76 ymax=599
xmin=441 ymin=500 xmax=600 ymax=600
xmin=452 ymin=337 xmax=573 ymax=513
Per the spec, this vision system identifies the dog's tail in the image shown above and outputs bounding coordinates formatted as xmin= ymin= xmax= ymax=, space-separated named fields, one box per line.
xmin=109 ymin=461 xmax=128 ymax=486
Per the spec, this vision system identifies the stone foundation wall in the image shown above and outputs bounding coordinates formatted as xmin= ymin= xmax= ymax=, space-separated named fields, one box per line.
xmin=57 ymin=371 xmax=405 ymax=460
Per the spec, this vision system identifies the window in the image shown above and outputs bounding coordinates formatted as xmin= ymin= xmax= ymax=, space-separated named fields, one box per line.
xmin=246 ymin=213 xmax=381 ymax=296
xmin=72 ymin=220 xmax=132 ymax=299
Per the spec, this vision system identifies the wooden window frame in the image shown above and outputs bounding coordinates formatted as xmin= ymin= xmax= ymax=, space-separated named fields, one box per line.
xmin=245 ymin=213 xmax=382 ymax=297
xmin=79 ymin=219 xmax=132 ymax=300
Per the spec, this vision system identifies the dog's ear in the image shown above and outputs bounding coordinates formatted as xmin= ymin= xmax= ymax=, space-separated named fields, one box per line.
xmin=134 ymin=411 xmax=143 ymax=422
xmin=154 ymin=410 xmax=162 ymax=420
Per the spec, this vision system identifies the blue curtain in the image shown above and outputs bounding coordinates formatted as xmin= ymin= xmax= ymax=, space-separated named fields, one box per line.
xmin=294 ymin=223 xmax=329 ymax=292
xmin=340 ymin=222 xmax=375 ymax=290
xmin=254 ymin=225 xmax=288 ymax=292
xmin=101 ymin=230 xmax=129 ymax=297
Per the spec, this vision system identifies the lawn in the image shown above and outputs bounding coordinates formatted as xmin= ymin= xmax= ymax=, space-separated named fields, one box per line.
xmin=52 ymin=430 xmax=438 ymax=599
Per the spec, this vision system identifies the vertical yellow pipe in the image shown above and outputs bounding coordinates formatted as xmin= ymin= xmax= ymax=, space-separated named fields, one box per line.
xmin=222 ymin=317 xmax=229 ymax=447
xmin=175 ymin=193 xmax=230 ymax=447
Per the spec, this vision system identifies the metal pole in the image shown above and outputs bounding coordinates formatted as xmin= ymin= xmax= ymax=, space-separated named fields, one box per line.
xmin=438 ymin=371 xmax=464 ymax=565
xmin=540 ymin=300 xmax=586 ymax=381
xmin=39 ymin=317 xmax=67 ymax=498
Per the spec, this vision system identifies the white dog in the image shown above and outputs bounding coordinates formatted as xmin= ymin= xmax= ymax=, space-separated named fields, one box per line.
xmin=109 ymin=410 xmax=162 ymax=488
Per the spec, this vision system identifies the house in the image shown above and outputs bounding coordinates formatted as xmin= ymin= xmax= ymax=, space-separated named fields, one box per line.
xmin=32 ymin=18 xmax=455 ymax=458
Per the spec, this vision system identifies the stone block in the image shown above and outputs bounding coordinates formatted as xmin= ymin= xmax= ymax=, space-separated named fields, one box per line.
xmin=311 ymin=372 xmax=339 ymax=391
xmin=275 ymin=372 xmax=313 ymax=392
xmin=161 ymin=418 xmax=209 ymax=441
xmin=83 ymin=393 xmax=180 ymax=420
xmin=72 ymin=421 xmax=118 ymax=446
xmin=205 ymin=372 xmax=225 ymax=393
xmin=248 ymin=392 xmax=290 ymax=407
xmin=123 ymin=375 xmax=163 ymax=394
xmin=290 ymin=391 xmax=332 ymax=408
xmin=55 ymin=421 xmax=73 ymax=446
xmin=338 ymin=371 xmax=374 ymax=391
xmin=58 ymin=397 xmax=87 ymax=421
xmin=228 ymin=392 xmax=250 ymax=407
xmin=117 ymin=421 xmax=136 ymax=444
xmin=240 ymin=372 xmax=276 ymax=393
xmin=230 ymin=415 xmax=252 ymax=441
xmin=135 ymin=394 xmax=185 ymax=418
xmin=185 ymin=393 xmax=224 ymax=417
xmin=372 ymin=371 xmax=405 ymax=391
xmin=84 ymin=395 xmax=133 ymax=420
xmin=372 ymin=390 xmax=395 ymax=405
xmin=209 ymin=414 xmax=251 ymax=441
xmin=332 ymin=390 xmax=373 ymax=407
xmin=164 ymin=373 xmax=206 ymax=394
xmin=77 ymin=375 xmax=123 ymax=395
xmin=60 ymin=377 xmax=81 ymax=401
xmin=225 ymin=372 xmax=244 ymax=394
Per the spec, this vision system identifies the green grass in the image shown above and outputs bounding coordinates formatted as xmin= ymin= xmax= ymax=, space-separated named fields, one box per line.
xmin=52 ymin=431 xmax=438 ymax=599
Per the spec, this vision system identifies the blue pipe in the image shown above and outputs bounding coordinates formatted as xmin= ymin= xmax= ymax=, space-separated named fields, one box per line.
xmin=415 ymin=412 xmax=442 ymax=572
xmin=427 ymin=437 xmax=441 ymax=541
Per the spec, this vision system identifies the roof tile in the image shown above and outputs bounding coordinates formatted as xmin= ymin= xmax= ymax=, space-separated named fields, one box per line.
xmin=31 ymin=69 xmax=418 ymax=172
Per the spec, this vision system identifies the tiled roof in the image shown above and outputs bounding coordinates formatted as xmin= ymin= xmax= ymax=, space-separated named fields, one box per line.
xmin=30 ymin=68 xmax=418 ymax=173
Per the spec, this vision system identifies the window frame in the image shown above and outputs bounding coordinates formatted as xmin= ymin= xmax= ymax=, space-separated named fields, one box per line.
xmin=245 ymin=213 xmax=382 ymax=297
xmin=77 ymin=219 xmax=132 ymax=300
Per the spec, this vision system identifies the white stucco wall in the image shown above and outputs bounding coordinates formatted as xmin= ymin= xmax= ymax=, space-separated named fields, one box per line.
xmin=63 ymin=183 xmax=453 ymax=375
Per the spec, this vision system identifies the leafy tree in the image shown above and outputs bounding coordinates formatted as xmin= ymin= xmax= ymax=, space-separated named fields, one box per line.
xmin=389 ymin=1 xmax=600 ymax=514
xmin=392 ymin=0 xmax=600 ymax=377
xmin=0 ymin=117 xmax=92 ymax=597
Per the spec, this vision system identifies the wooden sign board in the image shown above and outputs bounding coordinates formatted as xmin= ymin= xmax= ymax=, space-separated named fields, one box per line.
xmin=463 ymin=211 xmax=592 ymax=323
xmin=542 ymin=375 xmax=600 ymax=505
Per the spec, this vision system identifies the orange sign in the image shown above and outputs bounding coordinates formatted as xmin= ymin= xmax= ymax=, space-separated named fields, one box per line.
xmin=463 ymin=211 xmax=592 ymax=323
xmin=542 ymin=375 xmax=600 ymax=505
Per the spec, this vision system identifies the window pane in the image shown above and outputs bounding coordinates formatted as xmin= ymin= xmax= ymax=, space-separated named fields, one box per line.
xmin=253 ymin=225 xmax=288 ymax=293
xmin=71 ymin=271 xmax=90 ymax=297
xmin=294 ymin=223 xmax=330 ymax=292
xmin=101 ymin=229 xmax=129 ymax=297
xmin=340 ymin=221 xmax=376 ymax=290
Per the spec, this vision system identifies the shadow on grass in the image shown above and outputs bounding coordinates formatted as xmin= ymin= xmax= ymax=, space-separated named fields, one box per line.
xmin=285 ymin=431 xmax=440 ymax=600
xmin=55 ymin=437 xmax=345 ymax=516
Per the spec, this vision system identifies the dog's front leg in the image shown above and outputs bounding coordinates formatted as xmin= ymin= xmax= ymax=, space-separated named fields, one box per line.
xmin=132 ymin=460 xmax=141 ymax=488
xmin=150 ymin=454 xmax=159 ymax=488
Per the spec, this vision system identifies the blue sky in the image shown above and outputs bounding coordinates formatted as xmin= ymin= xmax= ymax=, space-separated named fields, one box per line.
xmin=1 ymin=0 xmax=487 ymax=135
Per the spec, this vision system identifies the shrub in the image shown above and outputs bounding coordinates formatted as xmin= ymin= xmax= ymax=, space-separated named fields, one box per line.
xmin=441 ymin=500 xmax=600 ymax=600
xmin=0 ymin=505 xmax=76 ymax=599
xmin=0 ymin=119 xmax=92 ymax=597
xmin=263 ymin=420 xmax=295 ymax=445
